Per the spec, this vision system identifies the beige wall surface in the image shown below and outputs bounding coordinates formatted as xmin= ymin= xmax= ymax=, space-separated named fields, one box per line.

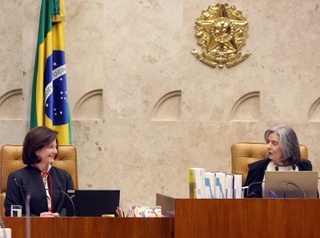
xmin=1 ymin=0 xmax=320 ymax=211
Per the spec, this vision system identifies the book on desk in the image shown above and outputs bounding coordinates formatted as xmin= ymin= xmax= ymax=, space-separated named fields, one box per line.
xmin=189 ymin=168 xmax=243 ymax=199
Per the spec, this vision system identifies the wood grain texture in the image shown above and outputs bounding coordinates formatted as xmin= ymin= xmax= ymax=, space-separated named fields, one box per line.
xmin=175 ymin=199 xmax=320 ymax=238
xmin=2 ymin=217 xmax=174 ymax=238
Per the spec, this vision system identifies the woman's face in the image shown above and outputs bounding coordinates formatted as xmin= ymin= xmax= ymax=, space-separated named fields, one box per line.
xmin=35 ymin=140 xmax=57 ymax=166
xmin=266 ymin=133 xmax=284 ymax=166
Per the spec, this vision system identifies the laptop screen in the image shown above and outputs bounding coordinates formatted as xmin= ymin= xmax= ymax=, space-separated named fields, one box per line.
xmin=66 ymin=190 xmax=120 ymax=217
xmin=264 ymin=171 xmax=318 ymax=198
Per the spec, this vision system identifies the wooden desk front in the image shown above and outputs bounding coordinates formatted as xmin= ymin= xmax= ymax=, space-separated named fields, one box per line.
xmin=175 ymin=199 xmax=320 ymax=238
xmin=2 ymin=217 xmax=174 ymax=238
xmin=3 ymin=199 xmax=320 ymax=238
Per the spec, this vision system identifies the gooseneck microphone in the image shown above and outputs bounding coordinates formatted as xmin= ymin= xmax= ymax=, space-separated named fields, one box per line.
xmin=26 ymin=194 xmax=31 ymax=238
xmin=245 ymin=181 xmax=265 ymax=197
xmin=13 ymin=177 xmax=76 ymax=217
xmin=284 ymin=182 xmax=306 ymax=198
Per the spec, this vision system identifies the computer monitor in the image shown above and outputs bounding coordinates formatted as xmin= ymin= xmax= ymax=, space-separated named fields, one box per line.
xmin=66 ymin=190 xmax=120 ymax=217
xmin=264 ymin=171 xmax=318 ymax=198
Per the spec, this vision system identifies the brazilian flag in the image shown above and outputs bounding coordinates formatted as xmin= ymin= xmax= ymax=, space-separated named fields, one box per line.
xmin=30 ymin=0 xmax=72 ymax=144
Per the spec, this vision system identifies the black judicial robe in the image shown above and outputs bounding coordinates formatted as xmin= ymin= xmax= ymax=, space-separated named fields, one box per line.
xmin=4 ymin=165 xmax=74 ymax=216
xmin=244 ymin=158 xmax=312 ymax=198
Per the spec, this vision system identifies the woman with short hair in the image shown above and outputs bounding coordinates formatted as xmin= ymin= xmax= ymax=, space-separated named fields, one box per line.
xmin=244 ymin=125 xmax=312 ymax=198
xmin=4 ymin=126 xmax=74 ymax=217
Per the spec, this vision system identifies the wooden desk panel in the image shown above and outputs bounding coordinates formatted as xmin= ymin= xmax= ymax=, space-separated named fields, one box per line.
xmin=175 ymin=199 xmax=320 ymax=238
xmin=2 ymin=217 xmax=174 ymax=238
xmin=3 ymin=199 xmax=320 ymax=238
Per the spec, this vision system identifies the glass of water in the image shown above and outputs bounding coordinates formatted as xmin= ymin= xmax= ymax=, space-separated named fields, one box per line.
xmin=10 ymin=205 xmax=22 ymax=217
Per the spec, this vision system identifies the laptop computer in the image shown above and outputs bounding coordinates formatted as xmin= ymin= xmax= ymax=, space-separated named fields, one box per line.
xmin=264 ymin=171 xmax=318 ymax=198
xmin=156 ymin=193 xmax=175 ymax=217
xmin=66 ymin=190 xmax=120 ymax=217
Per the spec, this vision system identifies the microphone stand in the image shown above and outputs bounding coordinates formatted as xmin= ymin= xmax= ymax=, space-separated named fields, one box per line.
xmin=245 ymin=181 xmax=264 ymax=197
xmin=26 ymin=194 xmax=31 ymax=238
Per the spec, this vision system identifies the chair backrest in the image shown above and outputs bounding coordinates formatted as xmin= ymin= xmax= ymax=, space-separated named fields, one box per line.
xmin=0 ymin=144 xmax=78 ymax=216
xmin=231 ymin=142 xmax=308 ymax=186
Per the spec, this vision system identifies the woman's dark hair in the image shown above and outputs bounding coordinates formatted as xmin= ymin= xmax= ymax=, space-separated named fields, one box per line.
xmin=264 ymin=125 xmax=301 ymax=166
xmin=22 ymin=126 xmax=59 ymax=165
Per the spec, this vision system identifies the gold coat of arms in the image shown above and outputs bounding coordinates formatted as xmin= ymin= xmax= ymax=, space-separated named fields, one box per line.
xmin=192 ymin=3 xmax=251 ymax=68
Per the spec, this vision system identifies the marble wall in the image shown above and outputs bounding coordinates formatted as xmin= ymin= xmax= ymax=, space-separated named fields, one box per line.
xmin=1 ymin=0 xmax=320 ymax=211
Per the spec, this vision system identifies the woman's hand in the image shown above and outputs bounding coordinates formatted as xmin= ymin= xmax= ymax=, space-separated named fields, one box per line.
xmin=40 ymin=212 xmax=59 ymax=217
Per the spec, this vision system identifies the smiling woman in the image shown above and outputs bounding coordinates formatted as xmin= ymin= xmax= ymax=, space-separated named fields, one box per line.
xmin=244 ymin=125 xmax=313 ymax=198
xmin=4 ymin=126 xmax=74 ymax=217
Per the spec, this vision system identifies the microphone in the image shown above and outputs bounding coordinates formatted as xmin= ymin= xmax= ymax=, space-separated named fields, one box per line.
xmin=283 ymin=182 xmax=306 ymax=198
xmin=245 ymin=181 xmax=264 ymax=198
xmin=268 ymin=190 xmax=278 ymax=198
xmin=13 ymin=177 xmax=76 ymax=217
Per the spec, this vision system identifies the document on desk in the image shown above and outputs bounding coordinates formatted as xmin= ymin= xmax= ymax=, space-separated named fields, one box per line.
xmin=128 ymin=206 xmax=162 ymax=217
